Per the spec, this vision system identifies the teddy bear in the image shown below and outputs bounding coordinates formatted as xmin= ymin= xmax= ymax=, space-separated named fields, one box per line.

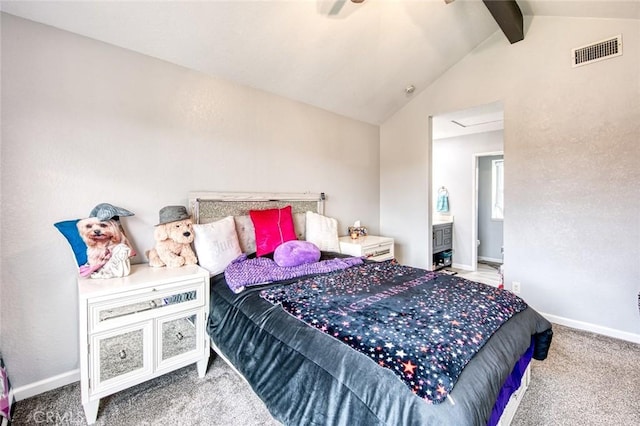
xmin=147 ymin=205 xmax=198 ymax=268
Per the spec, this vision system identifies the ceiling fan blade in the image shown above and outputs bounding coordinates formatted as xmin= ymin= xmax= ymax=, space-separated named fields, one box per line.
xmin=318 ymin=0 xmax=365 ymax=17
xmin=329 ymin=0 xmax=347 ymax=16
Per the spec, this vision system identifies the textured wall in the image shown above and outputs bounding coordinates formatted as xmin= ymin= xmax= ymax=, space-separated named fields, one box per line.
xmin=381 ymin=16 xmax=640 ymax=338
xmin=0 ymin=14 xmax=380 ymax=389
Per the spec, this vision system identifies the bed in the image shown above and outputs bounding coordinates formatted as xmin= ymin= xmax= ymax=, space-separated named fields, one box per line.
xmin=188 ymin=191 xmax=553 ymax=426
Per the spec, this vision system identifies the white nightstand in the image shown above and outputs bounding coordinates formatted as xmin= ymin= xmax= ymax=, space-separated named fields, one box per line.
xmin=339 ymin=235 xmax=395 ymax=262
xmin=78 ymin=264 xmax=210 ymax=424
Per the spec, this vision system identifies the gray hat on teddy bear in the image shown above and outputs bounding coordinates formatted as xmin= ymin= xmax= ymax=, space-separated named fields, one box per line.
xmin=157 ymin=205 xmax=190 ymax=226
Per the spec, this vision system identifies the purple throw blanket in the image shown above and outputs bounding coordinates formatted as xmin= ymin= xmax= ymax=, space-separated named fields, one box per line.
xmin=224 ymin=254 xmax=364 ymax=293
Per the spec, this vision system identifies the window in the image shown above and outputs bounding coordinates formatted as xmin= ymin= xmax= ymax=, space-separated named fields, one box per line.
xmin=492 ymin=159 xmax=504 ymax=220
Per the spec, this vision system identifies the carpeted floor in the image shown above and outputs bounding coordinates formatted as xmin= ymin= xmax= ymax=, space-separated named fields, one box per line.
xmin=11 ymin=324 xmax=640 ymax=425
xmin=511 ymin=324 xmax=640 ymax=426
xmin=11 ymin=355 xmax=279 ymax=426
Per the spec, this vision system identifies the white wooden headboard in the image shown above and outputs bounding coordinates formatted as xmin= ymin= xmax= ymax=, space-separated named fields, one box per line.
xmin=188 ymin=191 xmax=325 ymax=254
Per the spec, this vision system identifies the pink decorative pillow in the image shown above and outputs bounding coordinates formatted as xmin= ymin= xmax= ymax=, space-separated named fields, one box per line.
xmin=249 ymin=205 xmax=297 ymax=256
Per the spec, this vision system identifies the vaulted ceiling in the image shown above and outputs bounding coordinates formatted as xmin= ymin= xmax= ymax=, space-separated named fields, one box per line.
xmin=2 ymin=1 xmax=638 ymax=125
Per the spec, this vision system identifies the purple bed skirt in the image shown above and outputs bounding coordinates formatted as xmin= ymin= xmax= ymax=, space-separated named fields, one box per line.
xmin=488 ymin=340 xmax=534 ymax=426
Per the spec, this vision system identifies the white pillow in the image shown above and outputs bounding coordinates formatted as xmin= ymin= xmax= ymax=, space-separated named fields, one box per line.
xmin=193 ymin=216 xmax=242 ymax=275
xmin=305 ymin=211 xmax=340 ymax=253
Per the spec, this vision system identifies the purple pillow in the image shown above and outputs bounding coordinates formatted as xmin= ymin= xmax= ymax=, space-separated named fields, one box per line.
xmin=273 ymin=240 xmax=321 ymax=267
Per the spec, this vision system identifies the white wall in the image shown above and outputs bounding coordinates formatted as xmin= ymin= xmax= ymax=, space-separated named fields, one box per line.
xmin=432 ymin=131 xmax=503 ymax=269
xmin=381 ymin=16 xmax=640 ymax=339
xmin=0 ymin=14 xmax=380 ymax=390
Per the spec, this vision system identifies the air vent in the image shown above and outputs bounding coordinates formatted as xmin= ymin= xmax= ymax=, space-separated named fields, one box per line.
xmin=572 ymin=35 xmax=622 ymax=67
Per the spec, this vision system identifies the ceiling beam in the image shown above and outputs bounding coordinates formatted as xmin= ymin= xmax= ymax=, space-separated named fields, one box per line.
xmin=482 ymin=0 xmax=524 ymax=44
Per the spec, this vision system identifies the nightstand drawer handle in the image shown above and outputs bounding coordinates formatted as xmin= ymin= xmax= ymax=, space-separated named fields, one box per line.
xmin=176 ymin=332 xmax=184 ymax=341
xmin=149 ymin=300 xmax=157 ymax=308
xmin=119 ymin=349 xmax=127 ymax=360
xmin=366 ymin=248 xmax=390 ymax=258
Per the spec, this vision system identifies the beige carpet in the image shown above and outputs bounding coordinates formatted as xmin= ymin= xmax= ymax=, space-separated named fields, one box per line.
xmin=11 ymin=355 xmax=279 ymax=426
xmin=11 ymin=324 xmax=640 ymax=425
xmin=512 ymin=324 xmax=640 ymax=425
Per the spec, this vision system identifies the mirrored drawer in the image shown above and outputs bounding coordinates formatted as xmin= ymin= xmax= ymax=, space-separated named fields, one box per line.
xmin=363 ymin=244 xmax=392 ymax=260
xmin=89 ymin=280 xmax=205 ymax=333
xmin=91 ymin=322 xmax=153 ymax=394
xmin=156 ymin=310 xmax=205 ymax=372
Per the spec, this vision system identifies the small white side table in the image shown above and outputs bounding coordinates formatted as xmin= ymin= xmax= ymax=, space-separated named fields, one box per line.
xmin=338 ymin=235 xmax=395 ymax=262
xmin=77 ymin=264 xmax=210 ymax=424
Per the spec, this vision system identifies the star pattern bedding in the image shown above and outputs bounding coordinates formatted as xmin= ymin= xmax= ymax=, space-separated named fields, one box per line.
xmin=259 ymin=261 xmax=528 ymax=403
xmin=207 ymin=252 xmax=553 ymax=425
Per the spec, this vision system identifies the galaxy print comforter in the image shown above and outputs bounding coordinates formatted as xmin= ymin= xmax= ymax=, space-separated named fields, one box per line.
xmin=259 ymin=261 xmax=528 ymax=404
xmin=207 ymin=254 xmax=553 ymax=426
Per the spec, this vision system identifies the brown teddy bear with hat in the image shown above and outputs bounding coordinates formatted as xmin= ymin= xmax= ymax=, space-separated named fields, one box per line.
xmin=147 ymin=205 xmax=198 ymax=268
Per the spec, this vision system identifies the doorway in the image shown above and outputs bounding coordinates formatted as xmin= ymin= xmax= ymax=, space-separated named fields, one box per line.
xmin=430 ymin=101 xmax=504 ymax=283
xmin=472 ymin=152 xmax=504 ymax=275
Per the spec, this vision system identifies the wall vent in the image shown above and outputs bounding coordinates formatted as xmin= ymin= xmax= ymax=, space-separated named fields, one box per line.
xmin=572 ymin=35 xmax=622 ymax=67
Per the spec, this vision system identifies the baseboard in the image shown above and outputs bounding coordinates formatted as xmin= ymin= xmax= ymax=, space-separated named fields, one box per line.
xmin=451 ymin=262 xmax=473 ymax=271
xmin=12 ymin=369 xmax=80 ymax=402
xmin=478 ymin=256 xmax=503 ymax=264
xmin=542 ymin=313 xmax=640 ymax=344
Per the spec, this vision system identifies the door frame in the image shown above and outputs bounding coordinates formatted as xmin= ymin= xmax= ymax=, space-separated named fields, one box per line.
xmin=471 ymin=151 xmax=504 ymax=271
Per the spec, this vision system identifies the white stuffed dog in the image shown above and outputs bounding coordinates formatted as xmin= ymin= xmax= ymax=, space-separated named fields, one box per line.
xmin=147 ymin=206 xmax=198 ymax=268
